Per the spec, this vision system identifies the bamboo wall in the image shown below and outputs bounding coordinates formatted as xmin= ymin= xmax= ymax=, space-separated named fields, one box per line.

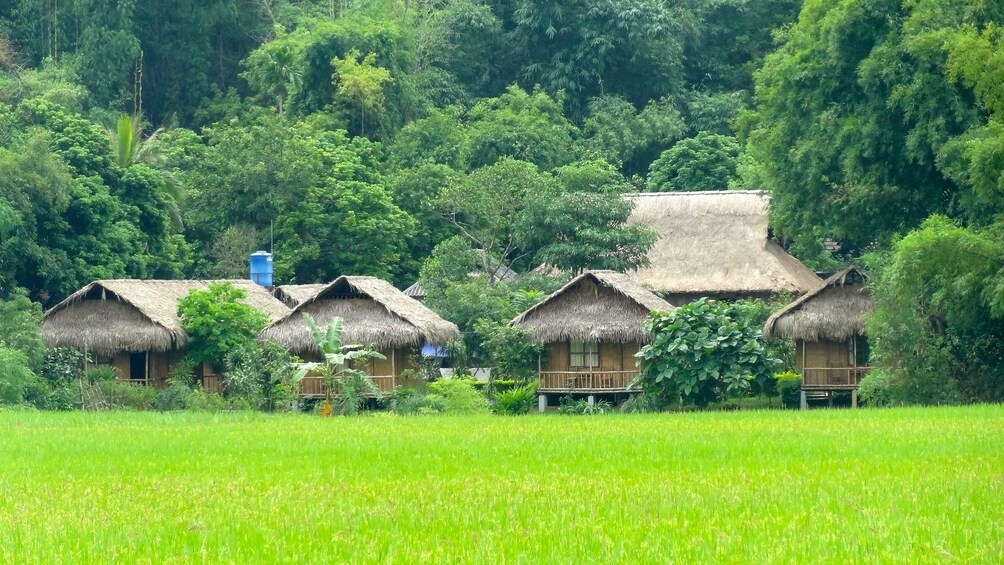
xmin=796 ymin=339 xmax=851 ymax=371
xmin=543 ymin=342 xmax=640 ymax=372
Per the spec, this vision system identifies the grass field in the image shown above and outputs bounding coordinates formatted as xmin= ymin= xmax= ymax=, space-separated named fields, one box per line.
xmin=2 ymin=407 xmax=1003 ymax=563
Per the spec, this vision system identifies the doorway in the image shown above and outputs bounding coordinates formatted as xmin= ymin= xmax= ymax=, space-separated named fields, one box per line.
xmin=129 ymin=352 xmax=148 ymax=383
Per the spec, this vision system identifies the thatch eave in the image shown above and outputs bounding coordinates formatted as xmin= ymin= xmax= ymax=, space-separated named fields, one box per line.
xmin=260 ymin=276 xmax=460 ymax=353
xmin=763 ymin=266 xmax=873 ymax=342
xmin=510 ymin=271 xmax=673 ymax=344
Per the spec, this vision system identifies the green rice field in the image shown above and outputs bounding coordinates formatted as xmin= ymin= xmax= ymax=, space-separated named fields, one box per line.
xmin=2 ymin=407 xmax=1003 ymax=563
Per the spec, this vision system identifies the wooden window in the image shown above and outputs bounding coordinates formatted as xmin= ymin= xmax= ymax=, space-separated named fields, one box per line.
xmin=569 ymin=342 xmax=598 ymax=368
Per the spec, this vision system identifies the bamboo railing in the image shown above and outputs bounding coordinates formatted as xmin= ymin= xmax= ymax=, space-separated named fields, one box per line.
xmin=801 ymin=367 xmax=870 ymax=389
xmin=538 ymin=370 xmax=638 ymax=392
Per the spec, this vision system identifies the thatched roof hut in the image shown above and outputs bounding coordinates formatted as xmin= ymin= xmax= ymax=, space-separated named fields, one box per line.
xmin=626 ymin=191 xmax=822 ymax=299
xmin=403 ymin=281 xmax=425 ymax=301
xmin=510 ymin=270 xmax=673 ymax=344
xmin=274 ymin=284 xmax=327 ymax=307
xmin=260 ymin=276 xmax=460 ymax=354
xmin=763 ymin=266 xmax=872 ymax=341
xmin=41 ymin=280 xmax=290 ymax=356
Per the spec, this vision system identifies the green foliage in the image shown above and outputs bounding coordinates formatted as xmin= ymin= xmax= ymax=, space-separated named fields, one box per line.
xmin=635 ymin=299 xmax=780 ymax=407
xmin=41 ymin=347 xmax=87 ymax=383
xmin=578 ymin=96 xmax=685 ymax=175
xmin=273 ymin=130 xmax=415 ymax=283
xmin=774 ymin=372 xmax=802 ymax=409
xmin=331 ymin=49 xmax=394 ymax=137
xmin=465 ymin=86 xmax=575 ymax=171
xmin=557 ymin=395 xmax=613 ymax=415
xmin=646 ymin=133 xmax=740 ymax=192
xmin=491 ymin=382 xmax=538 ymax=415
xmin=857 ymin=370 xmax=896 ymax=408
xmin=472 ymin=321 xmax=542 ymax=383
xmin=867 ymin=216 xmax=1000 ymax=404
xmin=620 ymin=394 xmax=663 ymax=414
xmin=0 ymin=290 xmax=46 ymax=372
xmin=0 ymin=344 xmax=39 ymax=406
xmin=294 ymin=315 xmax=385 ymax=415
xmin=223 ymin=341 xmax=301 ymax=412
xmin=515 ymin=189 xmax=657 ymax=274
xmin=742 ymin=0 xmax=1004 ymax=262
xmin=177 ymin=283 xmax=269 ymax=370
xmin=99 ymin=381 xmax=158 ymax=411
xmin=423 ymin=379 xmax=490 ymax=415
xmin=154 ymin=381 xmax=194 ymax=412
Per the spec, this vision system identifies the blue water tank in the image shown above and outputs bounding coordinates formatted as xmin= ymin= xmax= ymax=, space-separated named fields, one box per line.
xmin=250 ymin=251 xmax=273 ymax=287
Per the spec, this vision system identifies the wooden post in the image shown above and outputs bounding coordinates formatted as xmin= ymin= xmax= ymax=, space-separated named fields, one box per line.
xmin=538 ymin=393 xmax=547 ymax=413
xmin=800 ymin=390 xmax=807 ymax=410
xmin=851 ymin=389 xmax=858 ymax=409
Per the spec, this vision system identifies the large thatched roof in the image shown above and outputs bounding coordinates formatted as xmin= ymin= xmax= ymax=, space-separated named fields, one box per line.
xmin=41 ymin=280 xmax=290 ymax=355
xmin=510 ymin=271 xmax=673 ymax=344
xmin=274 ymin=284 xmax=327 ymax=307
xmin=763 ymin=266 xmax=873 ymax=341
xmin=626 ymin=191 xmax=822 ymax=296
xmin=260 ymin=276 xmax=460 ymax=353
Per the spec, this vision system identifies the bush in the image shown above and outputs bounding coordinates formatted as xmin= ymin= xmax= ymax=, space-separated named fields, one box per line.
xmin=774 ymin=372 xmax=802 ymax=409
xmin=41 ymin=347 xmax=87 ymax=383
xmin=99 ymin=381 xmax=157 ymax=410
xmin=86 ymin=366 xmax=117 ymax=382
xmin=621 ymin=393 xmax=663 ymax=413
xmin=154 ymin=380 xmax=194 ymax=412
xmin=636 ymin=298 xmax=780 ymax=407
xmin=557 ymin=395 xmax=613 ymax=415
xmin=424 ymin=378 xmax=490 ymax=415
xmin=492 ymin=382 xmax=537 ymax=415
xmin=223 ymin=341 xmax=300 ymax=411
xmin=858 ymin=370 xmax=896 ymax=407
xmin=178 ymin=282 xmax=268 ymax=370
xmin=0 ymin=343 xmax=39 ymax=406
xmin=185 ymin=389 xmax=230 ymax=412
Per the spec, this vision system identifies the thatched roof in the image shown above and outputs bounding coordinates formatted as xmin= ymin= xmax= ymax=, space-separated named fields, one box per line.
xmin=403 ymin=281 xmax=425 ymax=300
xmin=260 ymin=276 xmax=460 ymax=353
xmin=41 ymin=280 xmax=290 ymax=355
xmin=510 ymin=271 xmax=673 ymax=344
xmin=763 ymin=266 xmax=873 ymax=341
xmin=274 ymin=284 xmax=327 ymax=307
xmin=626 ymin=191 xmax=822 ymax=296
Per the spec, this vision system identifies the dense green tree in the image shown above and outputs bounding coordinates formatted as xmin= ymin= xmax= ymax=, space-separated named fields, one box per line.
xmin=867 ymin=216 xmax=1004 ymax=404
xmin=465 ymin=85 xmax=576 ymax=170
xmin=508 ymin=0 xmax=684 ymax=116
xmin=646 ymin=132 xmax=740 ymax=192
xmin=636 ymin=298 xmax=779 ymax=407
xmin=742 ymin=0 xmax=989 ymax=261
xmin=273 ymin=130 xmax=415 ymax=283
xmin=178 ymin=282 xmax=269 ymax=370
xmin=332 ymin=49 xmax=394 ymax=137
xmin=578 ymin=96 xmax=685 ymax=176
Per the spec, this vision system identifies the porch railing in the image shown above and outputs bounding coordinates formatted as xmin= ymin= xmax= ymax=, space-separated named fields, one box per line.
xmin=538 ymin=370 xmax=638 ymax=393
xmin=802 ymin=367 xmax=870 ymax=389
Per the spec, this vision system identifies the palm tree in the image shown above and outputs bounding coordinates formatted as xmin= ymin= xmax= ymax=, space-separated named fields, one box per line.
xmin=294 ymin=315 xmax=386 ymax=415
xmin=105 ymin=114 xmax=183 ymax=229
xmin=106 ymin=114 xmax=163 ymax=168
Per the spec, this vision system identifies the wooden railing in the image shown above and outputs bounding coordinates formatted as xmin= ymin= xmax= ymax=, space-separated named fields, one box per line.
xmin=298 ymin=375 xmax=397 ymax=398
xmin=802 ymin=367 xmax=870 ymax=389
xmin=538 ymin=370 xmax=638 ymax=392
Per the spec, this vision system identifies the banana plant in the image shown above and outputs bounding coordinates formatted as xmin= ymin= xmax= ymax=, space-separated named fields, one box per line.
xmin=293 ymin=314 xmax=385 ymax=414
